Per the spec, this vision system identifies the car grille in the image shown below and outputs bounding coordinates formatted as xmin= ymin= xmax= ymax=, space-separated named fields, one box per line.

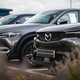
xmin=36 ymin=41 xmax=57 ymax=50
xmin=37 ymin=32 xmax=65 ymax=42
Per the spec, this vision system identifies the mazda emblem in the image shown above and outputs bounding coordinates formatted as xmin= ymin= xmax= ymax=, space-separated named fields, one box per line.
xmin=45 ymin=33 xmax=52 ymax=41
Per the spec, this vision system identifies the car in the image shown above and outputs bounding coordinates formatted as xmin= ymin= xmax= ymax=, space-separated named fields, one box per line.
xmin=0 ymin=8 xmax=12 ymax=17
xmin=2 ymin=9 xmax=80 ymax=61
xmin=31 ymin=23 xmax=80 ymax=72
xmin=0 ymin=13 xmax=35 ymax=25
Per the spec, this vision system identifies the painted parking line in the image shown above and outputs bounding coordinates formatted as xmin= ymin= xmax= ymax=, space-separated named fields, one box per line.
xmin=8 ymin=66 xmax=54 ymax=78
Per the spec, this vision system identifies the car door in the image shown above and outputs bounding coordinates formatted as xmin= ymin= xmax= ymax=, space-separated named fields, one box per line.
xmin=56 ymin=10 xmax=79 ymax=25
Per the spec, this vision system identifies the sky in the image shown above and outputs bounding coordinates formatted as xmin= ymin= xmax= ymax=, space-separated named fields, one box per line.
xmin=0 ymin=0 xmax=80 ymax=13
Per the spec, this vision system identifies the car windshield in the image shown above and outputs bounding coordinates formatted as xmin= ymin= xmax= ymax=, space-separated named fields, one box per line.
xmin=24 ymin=10 xmax=62 ymax=24
xmin=0 ymin=15 xmax=17 ymax=25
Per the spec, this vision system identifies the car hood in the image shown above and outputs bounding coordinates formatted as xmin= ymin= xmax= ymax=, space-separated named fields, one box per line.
xmin=37 ymin=23 xmax=80 ymax=32
xmin=0 ymin=23 xmax=50 ymax=34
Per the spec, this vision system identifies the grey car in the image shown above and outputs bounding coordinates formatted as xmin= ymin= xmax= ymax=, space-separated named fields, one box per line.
xmin=0 ymin=9 xmax=79 ymax=61
xmin=0 ymin=13 xmax=35 ymax=25
xmin=32 ymin=23 xmax=80 ymax=72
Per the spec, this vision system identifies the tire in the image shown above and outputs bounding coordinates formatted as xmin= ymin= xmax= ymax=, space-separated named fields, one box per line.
xmin=21 ymin=40 xmax=39 ymax=66
xmin=23 ymin=54 xmax=40 ymax=67
xmin=21 ymin=40 xmax=34 ymax=56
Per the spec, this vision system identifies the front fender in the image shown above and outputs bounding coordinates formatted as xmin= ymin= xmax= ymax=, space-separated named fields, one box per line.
xmin=56 ymin=38 xmax=80 ymax=52
xmin=61 ymin=38 xmax=80 ymax=47
xmin=8 ymin=32 xmax=36 ymax=59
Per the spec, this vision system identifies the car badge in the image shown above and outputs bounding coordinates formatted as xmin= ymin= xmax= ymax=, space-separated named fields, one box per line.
xmin=45 ymin=33 xmax=52 ymax=41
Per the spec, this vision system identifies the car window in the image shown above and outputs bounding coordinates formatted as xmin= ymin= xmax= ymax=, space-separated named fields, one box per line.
xmin=13 ymin=16 xmax=31 ymax=24
xmin=57 ymin=11 xmax=78 ymax=24
xmin=25 ymin=14 xmax=52 ymax=24
xmin=0 ymin=15 xmax=17 ymax=25
xmin=68 ymin=12 xmax=78 ymax=23
xmin=24 ymin=11 xmax=62 ymax=24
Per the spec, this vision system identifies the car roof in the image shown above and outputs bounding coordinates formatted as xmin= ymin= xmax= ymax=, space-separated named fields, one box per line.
xmin=12 ymin=9 xmax=79 ymax=16
xmin=7 ymin=8 xmax=79 ymax=18
xmin=42 ymin=8 xmax=80 ymax=14
xmin=45 ymin=8 xmax=80 ymax=12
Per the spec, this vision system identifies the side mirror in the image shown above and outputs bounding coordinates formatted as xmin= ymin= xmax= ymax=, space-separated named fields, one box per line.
xmin=57 ymin=19 xmax=68 ymax=25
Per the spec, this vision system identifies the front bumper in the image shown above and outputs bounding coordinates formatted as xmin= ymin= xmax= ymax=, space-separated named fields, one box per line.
xmin=34 ymin=39 xmax=72 ymax=58
xmin=35 ymin=39 xmax=71 ymax=51
xmin=0 ymin=37 xmax=19 ymax=48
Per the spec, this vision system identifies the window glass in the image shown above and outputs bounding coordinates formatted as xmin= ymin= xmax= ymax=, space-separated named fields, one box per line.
xmin=24 ymin=11 xmax=62 ymax=24
xmin=57 ymin=13 xmax=70 ymax=24
xmin=14 ymin=16 xmax=31 ymax=24
xmin=57 ymin=11 xmax=78 ymax=24
xmin=68 ymin=12 xmax=78 ymax=23
xmin=0 ymin=15 xmax=17 ymax=25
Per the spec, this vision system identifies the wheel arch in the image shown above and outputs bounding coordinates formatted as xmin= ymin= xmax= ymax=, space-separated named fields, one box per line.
xmin=15 ymin=32 xmax=36 ymax=54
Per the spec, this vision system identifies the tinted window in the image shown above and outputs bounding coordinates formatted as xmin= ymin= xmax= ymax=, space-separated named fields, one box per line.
xmin=13 ymin=16 xmax=31 ymax=24
xmin=0 ymin=15 xmax=33 ymax=25
xmin=25 ymin=11 xmax=62 ymax=24
xmin=0 ymin=15 xmax=17 ymax=25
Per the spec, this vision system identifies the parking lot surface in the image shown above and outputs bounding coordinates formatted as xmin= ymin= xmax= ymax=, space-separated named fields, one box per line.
xmin=7 ymin=61 xmax=55 ymax=80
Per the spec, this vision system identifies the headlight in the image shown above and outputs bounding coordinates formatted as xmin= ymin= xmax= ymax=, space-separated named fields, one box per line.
xmin=0 ymin=32 xmax=21 ymax=47
xmin=0 ymin=32 xmax=21 ymax=38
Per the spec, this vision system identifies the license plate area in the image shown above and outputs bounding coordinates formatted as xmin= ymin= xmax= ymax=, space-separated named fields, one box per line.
xmin=36 ymin=49 xmax=55 ymax=58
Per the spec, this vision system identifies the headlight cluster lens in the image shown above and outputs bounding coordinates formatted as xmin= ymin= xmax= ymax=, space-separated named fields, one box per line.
xmin=0 ymin=32 xmax=21 ymax=38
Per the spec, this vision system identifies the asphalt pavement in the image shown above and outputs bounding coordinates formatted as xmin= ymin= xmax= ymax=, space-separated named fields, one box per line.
xmin=7 ymin=61 xmax=55 ymax=80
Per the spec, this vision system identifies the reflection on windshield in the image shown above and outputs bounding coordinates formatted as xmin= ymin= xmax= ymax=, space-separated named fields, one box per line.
xmin=0 ymin=15 xmax=17 ymax=25
xmin=24 ymin=11 xmax=61 ymax=24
